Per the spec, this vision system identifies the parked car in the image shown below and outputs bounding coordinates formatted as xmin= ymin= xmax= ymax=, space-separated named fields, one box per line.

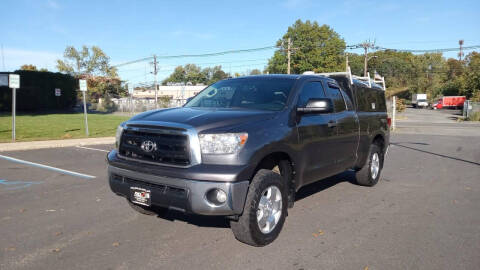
xmin=107 ymin=74 xmax=390 ymax=246
xmin=432 ymin=96 xmax=466 ymax=109
xmin=412 ymin=93 xmax=428 ymax=108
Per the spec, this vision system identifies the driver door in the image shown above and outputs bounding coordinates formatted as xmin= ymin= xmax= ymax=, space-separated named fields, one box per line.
xmin=296 ymin=81 xmax=338 ymax=184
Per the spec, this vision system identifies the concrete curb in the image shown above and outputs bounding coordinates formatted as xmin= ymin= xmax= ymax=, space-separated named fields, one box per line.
xmin=0 ymin=137 xmax=115 ymax=152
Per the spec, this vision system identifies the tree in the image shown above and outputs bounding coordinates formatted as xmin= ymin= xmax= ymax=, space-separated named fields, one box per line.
xmin=267 ymin=20 xmax=346 ymax=74
xmin=249 ymin=69 xmax=262 ymax=75
xmin=163 ymin=64 xmax=229 ymax=85
xmin=445 ymin=58 xmax=464 ymax=80
xmin=463 ymin=52 xmax=480 ymax=99
xmin=56 ymin=45 xmax=118 ymax=77
xmin=203 ymin=66 xmax=229 ymax=84
xmin=20 ymin=64 xmax=37 ymax=71
xmin=56 ymin=45 xmax=123 ymax=102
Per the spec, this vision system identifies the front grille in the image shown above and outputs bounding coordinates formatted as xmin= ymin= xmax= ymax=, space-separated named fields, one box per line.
xmin=119 ymin=126 xmax=190 ymax=167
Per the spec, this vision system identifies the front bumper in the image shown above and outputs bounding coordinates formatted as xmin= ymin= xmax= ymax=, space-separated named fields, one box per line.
xmin=108 ymin=165 xmax=249 ymax=216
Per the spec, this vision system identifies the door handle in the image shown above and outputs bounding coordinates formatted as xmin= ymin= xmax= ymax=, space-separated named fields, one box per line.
xmin=327 ymin=121 xmax=337 ymax=128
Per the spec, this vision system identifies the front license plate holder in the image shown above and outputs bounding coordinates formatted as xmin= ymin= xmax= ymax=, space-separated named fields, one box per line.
xmin=130 ymin=187 xmax=151 ymax=207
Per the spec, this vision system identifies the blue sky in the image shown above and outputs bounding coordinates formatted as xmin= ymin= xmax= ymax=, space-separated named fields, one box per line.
xmin=1 ymin=0 xmax=479 ymax=85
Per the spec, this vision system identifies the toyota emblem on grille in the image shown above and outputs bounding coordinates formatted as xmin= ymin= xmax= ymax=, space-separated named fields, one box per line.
xmin=140 ymin=140 xmax=157 ymax=152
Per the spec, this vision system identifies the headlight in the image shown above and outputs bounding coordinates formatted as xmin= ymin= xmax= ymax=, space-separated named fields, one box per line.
xmin=115 ymin=123 xmax=125 ymax=148
xmin=199 ymin=133 xmax=248 ymax=154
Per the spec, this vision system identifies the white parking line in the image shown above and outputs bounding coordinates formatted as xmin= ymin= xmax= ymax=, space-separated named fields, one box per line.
xmin=0 ymin=154 xmax=96 ymax=179
xmin=76 ymin=146 xmax=110 ymax=153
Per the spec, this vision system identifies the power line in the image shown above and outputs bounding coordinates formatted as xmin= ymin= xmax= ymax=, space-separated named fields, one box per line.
xmin=113 ymin=43 xmax=480 ymax=71
xmin=113 ymin=46 xmax=277 ymax=68
xmin=117 ymin=58 xmax=269 ymax=71
xmin=361 ymin=45 xmax=480 ymax=53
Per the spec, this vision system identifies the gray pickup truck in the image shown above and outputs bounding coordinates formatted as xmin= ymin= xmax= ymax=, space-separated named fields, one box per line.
xmin=107 ymin=73 xmax=390 ymax=246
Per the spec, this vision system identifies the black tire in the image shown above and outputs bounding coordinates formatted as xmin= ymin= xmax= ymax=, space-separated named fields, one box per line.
xmin=273 ymin=160 xmax=295 ymax=208
xmin=230 ymin=169 xmax=288 ymax=247
xmin=127 ymin=199 xmax=168 ymax=216
xmin=355 ymin=143 xmax=384 ymax=186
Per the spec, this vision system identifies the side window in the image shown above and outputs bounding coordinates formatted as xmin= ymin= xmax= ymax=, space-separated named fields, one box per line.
xmin=325 ymin=81 xmax=346 ymax=112
xmin=297 ymin=82 xmax=326 ymax=107
xmin=355 ymin=86 xmax=369 ymax=112
xmin=366 ymin=90 xmax=381 ymax=112
xmin=377 ymin=91 xmax=387 ymax=111
xmin=340 ymin=89 xmax=354 ymax=111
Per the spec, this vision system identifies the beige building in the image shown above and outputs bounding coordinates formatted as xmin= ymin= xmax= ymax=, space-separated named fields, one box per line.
xmin=133 ymin=85 xmax=207 ymax=100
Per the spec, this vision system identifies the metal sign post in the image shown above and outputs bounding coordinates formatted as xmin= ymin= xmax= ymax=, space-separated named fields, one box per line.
xmin=128 ymin=83 xmax=134 ymax=115
xmin=392 ymin=96 xmax=396 ymax=131
xmin=9 ymin=74 xmax=20 ymax=142
xmin=79 ymin=79 xmax=89 ymax=136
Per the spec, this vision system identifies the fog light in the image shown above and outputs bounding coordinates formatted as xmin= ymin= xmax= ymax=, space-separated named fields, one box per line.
xmin=216 ymin=189 xmax=227 ymax=203
xmin=206 ymin=189 xmax=227 ymax=206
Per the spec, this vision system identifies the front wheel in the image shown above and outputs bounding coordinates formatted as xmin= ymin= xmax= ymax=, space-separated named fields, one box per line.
xmin=230 ymin=169 xmax=288 ymax=246
xmin=355 ymin=143 xmax=384 ymax=186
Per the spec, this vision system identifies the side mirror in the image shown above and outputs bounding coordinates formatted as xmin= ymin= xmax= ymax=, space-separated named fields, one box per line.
xmin=186 ymin=97 xmax=193 ymax=103
xmin=297 ymin=98 xmax=333 ymax=114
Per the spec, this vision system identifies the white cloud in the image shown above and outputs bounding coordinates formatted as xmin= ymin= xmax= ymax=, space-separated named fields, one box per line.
xmin=46 ymin=0 xmax=60 ymax=10
xmin=1 ymin=48 xmax=61 ymax=72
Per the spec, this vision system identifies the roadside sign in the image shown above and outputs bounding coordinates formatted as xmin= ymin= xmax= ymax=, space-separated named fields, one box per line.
xmin=55 ymin=88 xmax=61 ymax=96
xmin=7 ymin=74 xmax=20 ymax=142
xmin=79 ymin=79 xmax=87 ymax=91
xmin=0 ymin=74 xmax=8 ymax=86
xmin=9 ymin=74 xmax=20 ymax=88
xmin=79 ymin=79 xmax=89 ymax=136
xmin=128 ymin=83 xmax=134 ymax=94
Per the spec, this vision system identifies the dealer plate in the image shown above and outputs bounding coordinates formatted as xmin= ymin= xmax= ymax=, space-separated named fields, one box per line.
xmin=130 ymin=187 xmax=151 ymax=206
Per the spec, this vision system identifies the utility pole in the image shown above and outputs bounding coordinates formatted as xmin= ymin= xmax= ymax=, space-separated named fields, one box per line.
xmin=287 ymin=37 xmax=291 ymax=74
xmin=363 ymin=44 xmax=369 ymax=77
xmin=361 ymin=41 xmax=375 ymax=77
xmin=153 ymin=55 xmax=158 ymax=109
xmin=345 ymin=53 xmax=349 ymax=70
xmin=458 ymin=40 xmax=464 ymax=61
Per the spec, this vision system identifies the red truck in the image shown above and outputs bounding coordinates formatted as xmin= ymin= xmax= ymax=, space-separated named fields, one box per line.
xmin=432 ymin=96 xmax=466 ymax=109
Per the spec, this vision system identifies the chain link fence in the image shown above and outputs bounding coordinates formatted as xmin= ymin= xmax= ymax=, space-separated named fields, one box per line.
xmin=109 ymin=98 xmax=187 ymax=113
xmin=463 ymin=100 xmax=480 ymax=119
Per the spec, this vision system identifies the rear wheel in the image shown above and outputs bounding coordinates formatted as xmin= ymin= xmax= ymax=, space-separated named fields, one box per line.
xmin=355 ymin=143 xmax=384 ymax=186
xmin=230 ymin=169 xmax=288 ymax=246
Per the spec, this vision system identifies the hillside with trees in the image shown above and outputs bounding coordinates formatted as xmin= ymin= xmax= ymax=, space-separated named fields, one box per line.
xmin=160 ymin=19 xmax=479 ymax=101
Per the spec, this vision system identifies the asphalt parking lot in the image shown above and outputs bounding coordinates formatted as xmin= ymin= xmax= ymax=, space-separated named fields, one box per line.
xmin=1 ymin=109 xmax=479 ymax=270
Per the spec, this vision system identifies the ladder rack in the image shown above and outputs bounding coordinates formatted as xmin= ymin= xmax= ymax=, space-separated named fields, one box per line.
xmin=303 ymin=66 xmax=386 ymax=91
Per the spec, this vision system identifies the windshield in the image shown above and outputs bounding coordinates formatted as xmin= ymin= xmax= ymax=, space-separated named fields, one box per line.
xmin=184 ymin=77 xmax=295 ymax=111
xmin=418 ymin=99 xmax=427 ymax=102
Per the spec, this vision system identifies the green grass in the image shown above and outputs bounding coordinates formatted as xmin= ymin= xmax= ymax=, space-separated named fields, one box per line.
xmin=0 ymin=113 xmax=130 ymax=143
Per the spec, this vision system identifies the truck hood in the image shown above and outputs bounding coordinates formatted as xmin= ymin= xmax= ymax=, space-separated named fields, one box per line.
xmin=128 ymin=107 xmax=276 ymax=132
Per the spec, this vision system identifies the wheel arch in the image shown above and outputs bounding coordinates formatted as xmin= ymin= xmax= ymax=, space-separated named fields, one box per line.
xmin=355 ymin=131 xmax=387 ymax=169
xmin=250 ymin=151 xmax=297 ymax=208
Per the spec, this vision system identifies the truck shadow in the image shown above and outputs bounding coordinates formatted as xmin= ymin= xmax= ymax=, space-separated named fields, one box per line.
xmin=296 ymin=170 xmax=356 ymax=202
xmin=156 ymin=210 xmax=230 ymax=228
xmin=391 ymin=143 xmax=480 ymax=166
xmin=153 ymin=171 xmax=358 ymax=228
